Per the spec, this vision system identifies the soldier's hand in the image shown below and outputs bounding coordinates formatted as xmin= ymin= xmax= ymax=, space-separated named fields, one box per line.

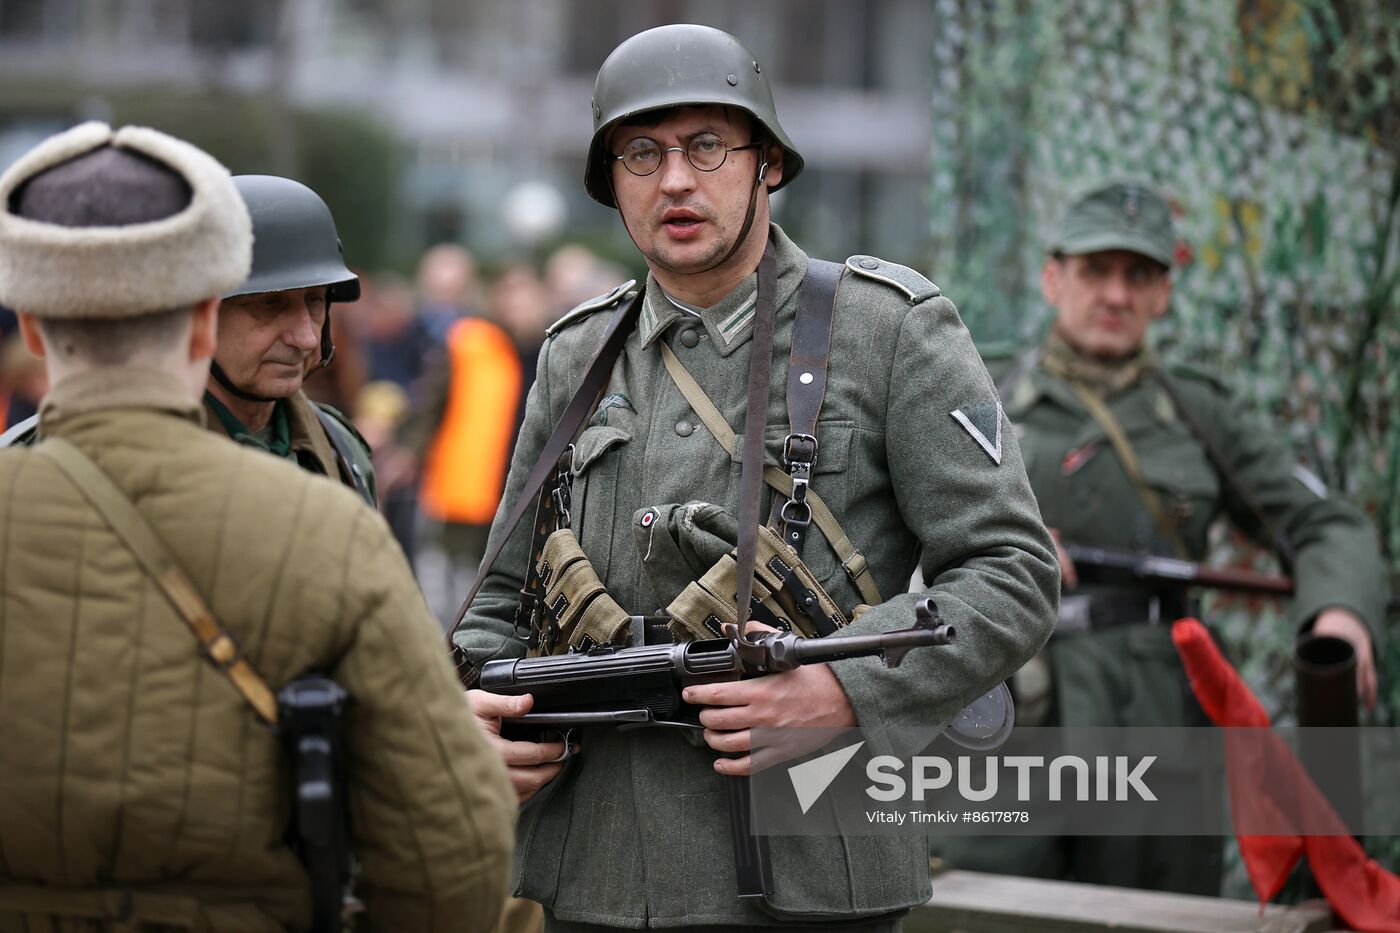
xmin=466 ymin=689 xmax=572 ymax=803
xmin=1048 ymin=527 xmax=1078 ymax=590
xmin=683 ymin=624 xmax=858 ymax=777
xmin=1311 ymin=608 xmax=1377 ymax=710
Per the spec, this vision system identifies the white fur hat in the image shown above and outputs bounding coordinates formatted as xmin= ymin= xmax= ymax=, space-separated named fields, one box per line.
xmin=0 ymin=121 xmax=252 ymax=319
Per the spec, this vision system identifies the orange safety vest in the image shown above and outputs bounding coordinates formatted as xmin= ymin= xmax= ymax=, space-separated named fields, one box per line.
xmin=420 ymin=317 xmax=524 ymax=525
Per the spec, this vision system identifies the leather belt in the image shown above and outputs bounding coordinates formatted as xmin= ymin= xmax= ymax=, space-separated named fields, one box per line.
xmin=1056 ymin=589 xmax=1188 ymax=636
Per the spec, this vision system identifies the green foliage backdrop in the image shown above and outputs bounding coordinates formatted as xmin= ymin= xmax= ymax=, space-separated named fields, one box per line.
xmin=928 ymin=0 xmax=1399 ymax=883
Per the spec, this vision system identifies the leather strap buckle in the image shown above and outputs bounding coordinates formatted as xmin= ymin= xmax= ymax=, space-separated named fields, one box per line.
xmin=782 ymin=432 xmax=818 ymax=470
xmin=202 ymin=631 xmax=245 ymax=672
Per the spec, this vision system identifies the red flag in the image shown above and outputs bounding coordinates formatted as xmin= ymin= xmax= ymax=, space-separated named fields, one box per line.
xmin=1171 ymin=618 xmax=1400 ymax=931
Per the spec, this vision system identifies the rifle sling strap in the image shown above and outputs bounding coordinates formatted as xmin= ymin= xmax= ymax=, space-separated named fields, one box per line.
xmin=312 ymin=405 xmax=374 ymax=507
xmin=733 ymin=245 xmax=779 ymax=641
xmin=38 ymin=437 xmax=278 ymax=724
xmin=447 ymin=286 xmax=646 ymax=667
xmin=1150 ymin=369 xmax=1297 ymax=569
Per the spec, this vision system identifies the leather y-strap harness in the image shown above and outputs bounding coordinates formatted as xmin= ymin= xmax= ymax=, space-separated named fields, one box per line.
xmin=771 ymin=258 xmax=843 ymax=556
xmin=658 ymin=259 xmax=881 ymax=605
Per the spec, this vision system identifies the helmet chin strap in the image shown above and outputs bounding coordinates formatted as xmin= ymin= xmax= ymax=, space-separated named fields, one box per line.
xmin=209 ymin=359 xmax=280 ymax=404
xmin=699 ymin=157 xmax=768 ymax=275
xmin=209 ymin=304 xmax=338 ymax=403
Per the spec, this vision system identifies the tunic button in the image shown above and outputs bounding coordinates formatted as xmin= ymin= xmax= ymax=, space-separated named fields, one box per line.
xmin=679 ymin=328 xmax=700 ymax=348
xmin=859 ymin=257 xmax=879 ymax=270
xmin=675 ymin=420 xmax=695 ymax=437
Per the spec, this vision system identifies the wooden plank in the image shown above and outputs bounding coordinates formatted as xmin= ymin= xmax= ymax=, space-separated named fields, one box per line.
xmin=908 ymin=871 xmax=1338 ymax=933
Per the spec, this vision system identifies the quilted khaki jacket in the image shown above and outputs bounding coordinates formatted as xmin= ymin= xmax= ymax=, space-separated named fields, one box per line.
xmin=0 ymin=367 xmax=514 ymax=932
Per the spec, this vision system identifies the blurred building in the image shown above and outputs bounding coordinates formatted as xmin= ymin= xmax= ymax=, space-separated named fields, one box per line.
xmin=0 ymin=0 xmax=934 ymax=268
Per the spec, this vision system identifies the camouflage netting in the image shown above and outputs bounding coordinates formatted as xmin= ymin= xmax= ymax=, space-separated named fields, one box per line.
xmin=929 ymin=0 xmax=1398 ymax=882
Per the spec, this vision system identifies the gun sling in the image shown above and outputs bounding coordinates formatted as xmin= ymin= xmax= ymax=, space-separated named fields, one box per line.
xmin=1150 ymin=370 xmax=1297 ymax=569
xmin=448 ymin=285 xmax=646 ymax=684
xmin=38 ymin=438 xmax=279 ymax=724
xmin=1056 ymin=379 xmax=1192 ymax=559
xmin=732 ymin=243 xmax=779 ymax=652
xmin=312 ymin=405 xmax=375 ymax=507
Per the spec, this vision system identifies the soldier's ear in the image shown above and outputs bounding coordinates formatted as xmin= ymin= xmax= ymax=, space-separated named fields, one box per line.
xmin=762 ymin=140 xmax=784 ymax=188
xmin=188 ymin=297 xmax=220 ymax=362
xmin=15 ymin=312 xmax=46 ymax=359
xmin=1150 ymin=274 xmax=1172 ymax=319
xmin=1040 ymin=257 xmax=1063 ymax=307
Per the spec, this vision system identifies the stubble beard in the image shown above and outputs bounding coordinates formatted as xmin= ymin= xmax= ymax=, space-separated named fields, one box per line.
xmin=646 ymin=236 xmax=731 ymax=276
xmin=640 ymin=201 xmax=731 ymax=276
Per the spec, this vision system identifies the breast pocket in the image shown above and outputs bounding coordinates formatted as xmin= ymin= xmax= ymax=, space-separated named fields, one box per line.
xmin=761 ymin=420 xmax=854 ymax=581
xmin=1136 ymin=439 xmax=1219 ymax=554
xmin=571 ymin=424 xmax=632 ymax=577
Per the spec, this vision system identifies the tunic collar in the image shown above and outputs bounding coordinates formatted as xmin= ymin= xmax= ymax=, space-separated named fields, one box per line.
xmin=39 ymin=366 xmax=205 ymax=431
xmin=638 ymin=223 xmax=809 ymax=357
xmin=204 ymin=390 xmax=292 ymax=456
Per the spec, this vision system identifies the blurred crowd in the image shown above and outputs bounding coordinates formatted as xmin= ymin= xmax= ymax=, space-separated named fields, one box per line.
xmin=0 ymin=241 xmax=626 ymax=628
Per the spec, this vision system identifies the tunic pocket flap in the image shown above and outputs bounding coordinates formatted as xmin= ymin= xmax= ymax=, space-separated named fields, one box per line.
xmin=572 ymin=425 xmax=632 ymax=474
xmin=1137 ymin=451 xmax=1218 ymax=499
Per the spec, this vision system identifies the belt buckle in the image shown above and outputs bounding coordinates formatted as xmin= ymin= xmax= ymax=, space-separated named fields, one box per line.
xmin=1056 ymin=595 xmax=1093 ymax=635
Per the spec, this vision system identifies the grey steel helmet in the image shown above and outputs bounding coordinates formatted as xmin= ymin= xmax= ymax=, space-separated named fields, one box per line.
xmin=584 ymin=24 xmax=804 ymax=207
xmin=227 ymin=174 xmax=359 ymax=303
xmin=225 ymin=174 xmax=358 ymax=372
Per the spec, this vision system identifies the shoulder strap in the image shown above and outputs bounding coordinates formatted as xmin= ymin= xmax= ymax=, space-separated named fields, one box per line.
xmin=658 ymin=341 xmax=883 ymax=606
xmin=775 ymin=258 xmax=843 ymax=556
xmin=313 ymin=405 xmax=375 ymax=507
xmin=38 ymin=438 xmax=278 ymax=724
xmin=446 ymin=286 xmax=647 ymax=672
xmin=1151 ymin=370 xmax=1297 ymax=569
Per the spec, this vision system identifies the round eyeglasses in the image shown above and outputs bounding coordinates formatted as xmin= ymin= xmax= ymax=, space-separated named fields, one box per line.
xmin=612 ymin=133 xmax=763 ymax=177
